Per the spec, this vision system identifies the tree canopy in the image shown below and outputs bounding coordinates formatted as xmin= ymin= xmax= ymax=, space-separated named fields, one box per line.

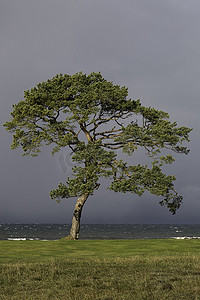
xmin=4 ymin=72 xmax=192 ymax=239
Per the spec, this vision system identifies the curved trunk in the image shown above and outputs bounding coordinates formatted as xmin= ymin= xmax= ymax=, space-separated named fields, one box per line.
xmin=69 ymin=194 xmax=89 ymax=239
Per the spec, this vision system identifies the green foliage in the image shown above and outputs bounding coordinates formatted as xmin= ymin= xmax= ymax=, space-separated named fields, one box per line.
xmin=4 ymin=72 xmax=192 ymax=214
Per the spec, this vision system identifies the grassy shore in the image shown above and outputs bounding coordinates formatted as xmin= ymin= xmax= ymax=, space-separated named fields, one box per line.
xmin=0 ymin=239 xmax=200 ymax=299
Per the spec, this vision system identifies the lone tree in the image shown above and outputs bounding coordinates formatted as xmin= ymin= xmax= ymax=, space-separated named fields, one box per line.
xmin=4 ymin=72 xmax=192 ymax=239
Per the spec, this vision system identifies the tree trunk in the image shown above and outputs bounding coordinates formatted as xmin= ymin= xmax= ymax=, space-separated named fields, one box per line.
xmin=69 ymin=194 xmax=88 ymax=239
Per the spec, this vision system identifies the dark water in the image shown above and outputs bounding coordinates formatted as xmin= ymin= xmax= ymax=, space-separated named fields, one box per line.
xmin=0 ymin=224 xmax=200 ymax=240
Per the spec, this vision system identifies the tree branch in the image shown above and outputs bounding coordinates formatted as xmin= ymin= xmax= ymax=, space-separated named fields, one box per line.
xmin=96 ymin=133 xmax=122 ymax=142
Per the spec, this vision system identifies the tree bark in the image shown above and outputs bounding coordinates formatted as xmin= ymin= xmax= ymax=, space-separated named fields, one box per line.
xmin=69 ymin=194 xmax=89 ymax=239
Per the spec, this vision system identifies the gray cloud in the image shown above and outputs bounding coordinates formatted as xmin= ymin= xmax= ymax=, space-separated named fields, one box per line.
xmin=1 ymin=0 xmax=200 ymax=224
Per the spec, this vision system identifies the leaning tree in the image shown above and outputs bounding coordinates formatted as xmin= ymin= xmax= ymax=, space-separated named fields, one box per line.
xmin=4 ymin=72 xmax=192 ymax=239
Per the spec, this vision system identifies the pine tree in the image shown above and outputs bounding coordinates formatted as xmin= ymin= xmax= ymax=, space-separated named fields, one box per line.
xmin=4 ymin=72 xmax=192 ymax=239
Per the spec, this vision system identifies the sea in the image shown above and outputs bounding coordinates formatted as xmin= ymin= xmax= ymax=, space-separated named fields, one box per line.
xmin=0 ymin=224 xmax=200 ymax=241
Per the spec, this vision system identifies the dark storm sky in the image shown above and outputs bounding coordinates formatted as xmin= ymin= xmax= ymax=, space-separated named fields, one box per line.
xmin=1 ymin=0 xmax=200 ymax=224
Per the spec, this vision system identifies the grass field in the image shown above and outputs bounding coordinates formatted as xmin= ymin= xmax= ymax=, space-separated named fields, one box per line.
xmin=0 ymin=239 xmax=200 ymax=299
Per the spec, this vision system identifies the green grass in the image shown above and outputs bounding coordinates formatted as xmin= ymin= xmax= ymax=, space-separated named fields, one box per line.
xmin=1 ymin=239 xmax=200 ymax=263
xmin=1 ymin=240 xmax=200 ymax=299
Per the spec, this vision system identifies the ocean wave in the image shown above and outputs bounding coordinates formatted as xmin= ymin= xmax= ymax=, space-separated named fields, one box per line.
xmin=171 ymin=236 xmax=200 ymax=239
xmin=7 ymin=238 xmax=49 ymax=241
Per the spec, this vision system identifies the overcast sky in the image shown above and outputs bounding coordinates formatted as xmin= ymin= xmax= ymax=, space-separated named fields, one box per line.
xmin=1 ymin=0 xmax=200 ymax=224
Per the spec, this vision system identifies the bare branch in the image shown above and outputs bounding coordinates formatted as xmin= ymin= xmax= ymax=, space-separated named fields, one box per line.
xmin=69 ymin=144 xmax=75 ymax=153
xmin=114 ymin=118 xmax=124 ymax=127
xmin=95 ymin=129 xmax=122 ymax=136
xmin=79 ymin=122 xmax=93 ymax=141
